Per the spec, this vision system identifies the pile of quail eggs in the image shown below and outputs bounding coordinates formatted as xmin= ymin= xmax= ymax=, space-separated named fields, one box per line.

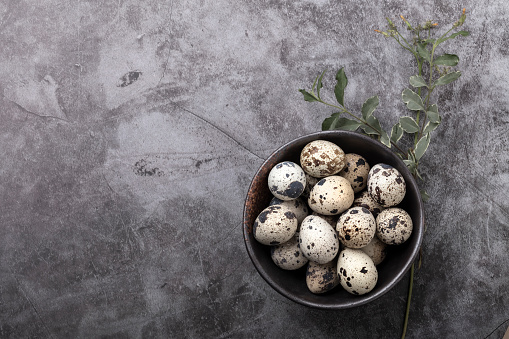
xmin=252 ymin=140 xmax=413 ymax=296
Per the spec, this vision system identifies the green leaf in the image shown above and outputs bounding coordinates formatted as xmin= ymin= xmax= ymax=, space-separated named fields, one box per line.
xmin=415 ymin=133 xmax=431 ymax=161
xmin=299 ymin=89 xmax=318 ymax=102
xmin=362 ymin=115 xmax=382 ymax=135
xmin=423 ymin=121 xmax=440 ymax=134
xmin=420 ymin=189 xmax=430 ymax=203
xmin=334 ymin=68 xmax=348 ymax=106
xmin=426 ymin=104 xmax=440 ymax=122
xmin=403 ymin=159 xmax=416 ymax=172
xmin=322 ymin=113 xmax=340 ymax=130
xmin=390 ymin=123 xmax=404 ymax=143
xmin=322 ymin=113 xmax=362 ymax=131
xmin=380 ymin=129 xmax=391 ymax=148
xmin=322 ymin=114 xmax=362 ymax=132
xmin=316 ymin=70 xmax=326 ymax=100
xmin=409 ymin=75 xmax=428 ymax=88
xmin=433 ymin=71 xmax=461 ymax=87
xmin=402 ymin=88 xmax=425 ymax=111
xmin=437 ymin=30 xmax=470 ymax=45
xmin=334 ymin=117 xmax=362 ymax=131
xmin=434 ymin=54 xmax=459 ymax=66
xmin=417 ymin=43 xmax=430 ymax=62
xmin=399 ymin=116 xmax=420 ymax=133
xmin=361 ymin=96 xmax=379 ymax=120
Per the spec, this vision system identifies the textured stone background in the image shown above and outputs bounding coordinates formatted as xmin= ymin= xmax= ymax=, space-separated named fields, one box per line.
xmin=0 ymin=0 xmax=508 ymax=338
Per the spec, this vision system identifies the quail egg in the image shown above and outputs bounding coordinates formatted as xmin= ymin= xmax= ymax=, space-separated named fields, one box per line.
xmin=270 ymin=197 xmax=309 ymax=225
xmin=337 ymin=248 xmax=378 ymax=295
xmin=271 ymin=233 xmax=308 ymax=270
xmin=336 ymin=207 xmax=376 ymax=249
xmin=300 ymin=140 xmax=346 ymax=178
xmin=367 ymin=163 xmax=406 ymax=207
xmin=339 ymin=153 xmax=370 ymax=193
xmin=253 ymin=205 xmax=298 ymax=245
xmin=352 ymin=191 xmax=385 ymax=218
xmin=308 ymin=176 xmax=354 ymax=215
xmin=299 ymin=215 xmax=340 ymax=264
xmin=376 ymin=207 xmax=413 ymax=245
xmin=360 ymin=236 xmax=388 ymax=265
xmin=306 ymin=259 xmax=340 ymax=294
xmin=268 ymin=161 xmax=306 ymax=201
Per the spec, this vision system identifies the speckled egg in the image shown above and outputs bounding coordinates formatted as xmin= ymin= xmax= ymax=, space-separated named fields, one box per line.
xmin=376 ymin=208 xmax=413 ymax=245
xmin=339 ymin=153 xmax=370 ymax=193
xmin=308 ymin=176 xmax=354 ymax=216
xmin=360 ymin=236 xmax=388 ymax=265
xmin=352 ymin=191 xmax=385 ymax=218
xmin=270 ymin=197 xmax=309 ymax=225
xmin=300 ymin=140 xmax=346 ymax=178
xmin=299 ymin=215 xmax=340 ymax=264
xmin=253 ymin=205 xmax=298 ymax=246
xmin=268 ymin=161 xmax=306 ymax=201
xmin=301 ymin=174 xmax=320 ymax=198
xmin=306 ymin=260 xmax=340 ymax=294
xmin=336 ymin=207 xmax=376 ymax=249
xmin=337 ymin=248 xmax=378 ymax=295
xmin=367 ymin=163 xmax=406 ymax=207
xmin=271 ymin=233 xmax=308 ymax=270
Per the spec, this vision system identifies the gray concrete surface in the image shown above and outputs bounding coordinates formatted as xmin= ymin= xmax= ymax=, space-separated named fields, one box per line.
xmin=0 ymin=0 xmax=508 ymax=338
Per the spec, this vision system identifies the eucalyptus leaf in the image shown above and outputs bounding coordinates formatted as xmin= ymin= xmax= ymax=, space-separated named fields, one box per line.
xmin=415 ymin=133 xmax=431 ymax=161
xmin=417 ymin=43 xmax=430 ymax=62
xmin=391 ymin=123 xmax=404 ymax=143
xmin=334 ymin=117 xmax=363 ymax=131
xmin=361 ymin=96 xmax=379 ymax=120
xmin=433 ymin=71 xmax=461 ymax=87
xmin=399 ymin=116 xmax=420 ymax=133
xmin=322 ymin=113 xmax=340 ymax=130
xmin=362 ymin=114 xmax=382 ymax=135
xmin=423 ymin=121 xmax=440 ymax=134
xmin=434 ymin=54 xmax=459 ymax=66
xmin=402 ymin=88 xmax=425 ymax=111
xmin=409 ymin=75 xmax=428 ymax=88
xmin=299 ymin=89 xmax=318 ymax=102
xmin=334 ymin=68 xmax=348 ymax=106
xmin=317 ymin=70 xmax=326 ymax=100
xmin=426 ymin=105 xmax=441 ymax=123
xmin=380 ymin=129 xmax=391 ymax=148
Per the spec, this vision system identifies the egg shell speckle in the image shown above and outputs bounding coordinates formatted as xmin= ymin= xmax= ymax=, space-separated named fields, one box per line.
xmin=299 ymin=215 xmax=340 ymax=264
xmin=268 ymin=161 xmax=306 ymax=201
xmin=339 ymin=153 xmax=370 ymax=193
xmin=270 ymin=197 xmax=309 ymax=226
xmin=367 ymin=163 xmax=406 ymax=207
xmin=300 ymin=140 xmax=346 ymax=178
xmin=271 ymin=233 xmax=309 ymax=270
xmin=306 ymin=260 xmax=340 ymax=294
xmin=337 ymin=248 xmax=378 ymax=295
xmin=253 ymin=205 xmax=298 ymax=246
xmin=336 ymin=207 xmax=376 ymax=249
xmin=308 ymin=176 xmax=354 ymax=216
xmin=352 ymin=190 xmax=385 ymax=218
xmin=376 ymin=207 xmax=413 ymax=245
xmin=359 ymin=236 xmax=388 ymax=265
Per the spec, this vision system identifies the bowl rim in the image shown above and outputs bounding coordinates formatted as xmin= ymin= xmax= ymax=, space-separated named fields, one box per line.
xmin=242 ymin=130 xmax=424 ymax=309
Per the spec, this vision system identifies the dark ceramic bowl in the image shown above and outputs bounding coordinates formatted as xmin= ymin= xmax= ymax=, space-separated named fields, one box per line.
xmin=243 ymin=130 xmax=424 ymax=309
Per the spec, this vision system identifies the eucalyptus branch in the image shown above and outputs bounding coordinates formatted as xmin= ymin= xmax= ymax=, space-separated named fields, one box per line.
xmin=299 ymin=9 xmax=469 ymax=339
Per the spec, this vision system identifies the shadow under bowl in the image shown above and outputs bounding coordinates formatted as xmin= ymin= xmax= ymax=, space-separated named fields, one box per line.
xmin=243 ymin=130 xmax=424 ymax=309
